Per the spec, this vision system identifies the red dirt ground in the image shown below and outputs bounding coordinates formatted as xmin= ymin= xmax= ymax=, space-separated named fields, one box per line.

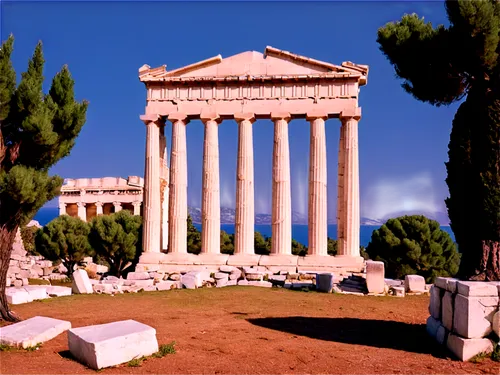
xmin=0 ymin=287 xmax=497 ymax=374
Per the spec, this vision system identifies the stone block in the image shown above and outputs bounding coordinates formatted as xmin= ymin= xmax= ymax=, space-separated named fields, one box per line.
xmin=227 ymin=279 xmax=237 ymax=286
xmin=404 ymin=275 xmax=425 ymax=293
xmin=0 ymin=316 xmax=71 ymax=349
xmin=453 ymin=294 xmax=498 ymax=339
xmin=457 ymin=281 xmax=498 ymax=297
xmin=446 ymin=334 xmax=493 ymax=362
xmin=426 ymin=316 xmax=441 ymax=341
xmin=6 ymin=277 xmax=11 ymax=287
xmin=72 ymin=269 xmax=93 ymax=294
xmin=46 ymin=286 xmax=72 ymax=297
xmin=23 ymin=286 xmax=48 ymax=300
xmin=442 ymin=291 xmax=455 ymax=331
xmin=168 ymin=273 xmax=181 ymax=281
xmin=429 ymin=285 xmax=444 ymax=320
xmin=216 ymin=279 xmax=228 ymax=288
xmin=126 ymin=272 xmax=150 ymax=280
xmin=156 ymin=281 xmax=177 ymax=291
xmin=245 ymin=273 xmax=263 ymax=281
xmin=436 ymin=325 xmax=448 ymax=345
xmin=229 ymin=271 xmax=241 ymax=280
xmin=248 ymin=281 xmax=273 ymax=288
xmin=13 ymin=279 xmax=23 ymax=288
xmin=142 ymin=285 xmax=157 ymax=292
xmin=219 ymin=265 xmax=237 ymax=273
xmin=134 ymin=279 xmax=154 ymax=288
xmin=492 ymin=311 xmax=499 ymax=338
xmin=7 ymin=266 xmax=21 ymax=276
xmin=365 ymin=261 xmax=385 ymax=294
xmin=5 ymin=288 xmax=33 ymax=304
xmin=238 ymin=280 xmax=249 ymax=286
xmin=391 ymin=286 xmax=405 ymax=297
xmin=22 ymin=278 xmax=29 ymax=286
xmin=181 ymin=274 xmax=197 ymax=289
xmin=214 ymin=272 xmax=229 ymax=280
xmin=384 ymin=279 xmax=403 ymax=287
xmin=68 ymin=320 xmax=159 ymax=370
xmin=93 ymin=284 xmax=114 ymax=294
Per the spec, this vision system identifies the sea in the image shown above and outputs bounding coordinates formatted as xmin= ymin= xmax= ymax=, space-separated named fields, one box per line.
xmin=34 ymin=207 xmax=456 ymax=248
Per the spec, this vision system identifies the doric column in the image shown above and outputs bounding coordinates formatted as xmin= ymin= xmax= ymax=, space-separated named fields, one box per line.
xmin=59 ymin=202 xmax=67 ymax=216
xmin=337 ymin=118 xmax=346 ymax=255
xmin=77 ymin=202 xmax=86 ymax=222
xmin=95 ymin=202 xmax=103 ymax=216
xmin=307 ymin=111 xmax=328 ymax=256
xmin=168 ymin=113 xmax=189 ymax=253
xmin=271 ymin=112 xmax=292 ymax=255
xmin=200 ymin=111 xmax=221 ymax=254
xmin=113 ymin=202 xmax=122 ymax=212
xmin=159 ymin=124 xmax=169 ymax=252
xmin=132 ymin=202 xmax=141 ymax=216
xmin=234 ymin=113 xmax=255 ymax=255
xmin=140 ymin=114 xmax=162 ymax=254
xmin=339 ymin=109 xmax=361 ymax=257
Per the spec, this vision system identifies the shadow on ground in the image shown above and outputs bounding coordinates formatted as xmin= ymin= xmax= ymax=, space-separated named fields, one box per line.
xmin=247 ymin=317 xmax=447 ymax=357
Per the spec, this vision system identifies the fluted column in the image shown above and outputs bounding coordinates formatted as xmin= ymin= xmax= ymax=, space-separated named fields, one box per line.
xmin=168 ymin=113 xmax=189 ymax=253
xmin=340 ymin=109 xmax=361 ymax=257
xmin=95 ymin=202 xmax=103 ymax=216
xmin=337 ymin=119 xmax=346 ymax=255
xmin=307 ymin=111 xmax=328 ymax=256
xmin=271 ymin=112 xmax=292 ymax=255
xmin=59 ymin=202 xmax=67 ymax=216
xmin=159 ymin=124 xmax=169 ymax=252
xmin=234 ymin=113 xmax=255 ymax=255
xmin=77 ymin=202 xmax=86 ymax=222
xmin=200 ymin=112 xmax=221 ymax=254
xmin=132 ymin=202 xmax=141 ymax=216
xmin=113 ymin=202 xmax=122 ymax=212
xmin=140 ymin=114 xmax=162 ymax=253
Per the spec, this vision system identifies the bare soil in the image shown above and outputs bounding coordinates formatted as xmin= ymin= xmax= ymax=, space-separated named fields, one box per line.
xmin=0 ymin=287 xmax=497 ymax=374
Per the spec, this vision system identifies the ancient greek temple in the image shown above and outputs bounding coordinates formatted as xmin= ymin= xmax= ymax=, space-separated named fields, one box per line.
xmin=137 ymin=46 xmax=369 ymax=272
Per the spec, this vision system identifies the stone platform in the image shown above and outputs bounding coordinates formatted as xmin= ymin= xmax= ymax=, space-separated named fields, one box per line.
xmin=427 ymin=278 xmax=500 ymax=361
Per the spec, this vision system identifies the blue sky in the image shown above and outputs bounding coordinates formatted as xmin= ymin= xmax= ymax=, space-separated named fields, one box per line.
xmin=2 ymin=1 xmax=460 ymax=221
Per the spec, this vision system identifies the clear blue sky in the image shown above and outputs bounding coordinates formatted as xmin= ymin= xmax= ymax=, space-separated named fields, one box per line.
xmin=2 ymin=0 xmax=460 ymax=222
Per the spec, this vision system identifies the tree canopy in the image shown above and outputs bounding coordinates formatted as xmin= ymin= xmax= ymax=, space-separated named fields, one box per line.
xmin=377 ymin=0 xmax=500 ymax=280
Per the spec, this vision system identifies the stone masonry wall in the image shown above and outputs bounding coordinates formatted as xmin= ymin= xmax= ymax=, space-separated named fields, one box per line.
xmin=427 ymin=277 xmax=500 ymax=361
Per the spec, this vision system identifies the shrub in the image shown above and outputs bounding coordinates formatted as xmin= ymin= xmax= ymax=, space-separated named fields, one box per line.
xmin=88 ymin=210 xmax=142 ymax=277
xmin=34 ymin=215 xmax=93 ymax=276
xmin=20 ymin=225 xmax=39 ymax=255
xmin=365 ymin=215 xmax=461 ymax=283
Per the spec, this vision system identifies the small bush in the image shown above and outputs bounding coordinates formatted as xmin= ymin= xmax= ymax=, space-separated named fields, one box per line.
xmin=153 ymin=342 xmax=176 ymax=357
xmin=20 ymin=225 xmax=39 ymax=255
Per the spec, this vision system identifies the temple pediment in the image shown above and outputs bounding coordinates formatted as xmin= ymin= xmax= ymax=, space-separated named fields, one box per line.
xmin=139 ymin=46 xmax=368 ymax=85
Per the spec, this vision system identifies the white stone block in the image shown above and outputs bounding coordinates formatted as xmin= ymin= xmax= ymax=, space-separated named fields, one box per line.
xmin=181 ymin=274 xmax=197 ymax=289
xmin=365 ymin=261 xmax=385 ymax=294
xmin=93 ymin=284 xmax=114 ymax=294
xmin=133 ymin=279 xmax=154 ymax=288
xmin=5 ymin=288 xmax=33 ymax=305
xmin=214 ymin=272 xmax=229 ymax=280
xmin=426 ymin=316 xmax=440 ymax=341
xmin=442 ymin=291 xmax=454 ymax=331
xmin=68 ymin=320 xmax=159 ymax=370
xmin=245 ymin=273 xmax=263 ymax=281
xmin=248 ymin=281 xmax=272 ymax=288
xmin=216 ymin=279 xmax=228 ymax=288
xmin=0 ymin=316 xmax=71 ymax=349
xmin=391 ymin=286 xmax=405 ymax=297
xmin=72 ymin=269 xmax=93 ymax=294
xmin=229 ymin=271 xmax=241 ymax=280
xmin=457 ymin=281 xmax=498 ymax=297
xmin=23 ymin=286 xmax=48 ymax=300
xmin=6 ymin=277 xmax=11 ymax=287
xmin=156 ymin=281 xmax=177 ymax=291
xmin=219 ymin=265 xmax=237 ymax=273
xmin=46 ymin=286 xmax=72 ymax=297
xmin=453 ymin=294 xmax=498 ymax=339
xmin=238 ymin=280 xmax=249 ymax=286
xmin=404 ymin=275 xmax=425 ymax=293
xmin=436 ymin=325 xmax=448 ymax=345
xmin=429 ymin=285 xmax=444 ymax=320
xmin=227 ymin=279 xmax=237 ymax=286
xmin=446 ymin=334 xmax=493 ymax=361
xmin=126 ymin=272 xmax=150 ymax=280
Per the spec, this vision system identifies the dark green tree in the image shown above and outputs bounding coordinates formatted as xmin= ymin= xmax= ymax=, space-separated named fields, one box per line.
xmin=0 ymin=35 xmax=87 ymax=321
xmin=220 ymin=230 xmax=235 ymax=255
xmin=377 ymin=0 xmax=500 ymax=280
xmin=365 ymin=215 xmax=460 ymax=283
xmin=88 ymin=210 xmax=142 ymax=277
xmin=327 ymin=237 xmax=338 ymax=256
xmin=186 ymin=214 xmax=202 ymax=254
xmin=20 ymin=224 xmax=39 ymax=254
xmin=291 ymin=239 xmax=308 ymax=257
xmin=35 ymin=215 xmax=92 ymax=277
xmin=254 ymin=231 xmax=271 ymax=255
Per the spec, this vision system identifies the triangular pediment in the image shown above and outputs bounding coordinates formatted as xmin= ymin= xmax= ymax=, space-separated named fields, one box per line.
xmin=139 ymin=46 xmax=368 ymax=83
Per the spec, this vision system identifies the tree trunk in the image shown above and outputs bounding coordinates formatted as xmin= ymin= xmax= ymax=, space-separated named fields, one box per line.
xmin=0 ymin=224 xmax=21 ymax=322
xmin=467 ymin=240 xmax=500 ymax=281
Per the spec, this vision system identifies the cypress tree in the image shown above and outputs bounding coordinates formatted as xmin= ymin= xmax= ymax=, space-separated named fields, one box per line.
xmin=377 ymin=0 xmax=500 ymax=280
xmin=0 ymin=35 xmax=87 ymax=321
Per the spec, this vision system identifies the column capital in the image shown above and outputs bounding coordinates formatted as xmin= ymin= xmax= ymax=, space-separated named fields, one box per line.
xmin=340 ymin=107 xmax=362 ymax=121
xmin=95 ymin=202 xmax=103 ymax=207
xmin=271 ymin=112 xmax=291 ymax=121
xmin=234 ymin=112 xmax=255 ymax=123
xmin=132 ymin=201 xmax=142 ymax=207
xmin=168 ymin=112 xmax=189 ymax=124
xmin=306 ymin=110 xmax=328 ymax=121
xmin=77 ymin=202 xmax=86 ymax=207
xmin=200 ymin=110 xmax=221 ymax=124
xmin=113 ymin=201 xmax=122 ymax=206
xmin=140 ymin=114 xmax=164 ymax=126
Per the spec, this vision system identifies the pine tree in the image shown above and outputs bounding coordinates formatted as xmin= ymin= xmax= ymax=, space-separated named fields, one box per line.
xmin=377 ymin=0 xmax=500 ymax=280
xmin=0 ymin=35 xmax=87 ymax=321
xmin=88 ymin=210 xmax=142 ymax=278
xmin=366 ymin=215 xmax=460 ymax=283
xmin=35 ymin=215 xmax=93 ymax=276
